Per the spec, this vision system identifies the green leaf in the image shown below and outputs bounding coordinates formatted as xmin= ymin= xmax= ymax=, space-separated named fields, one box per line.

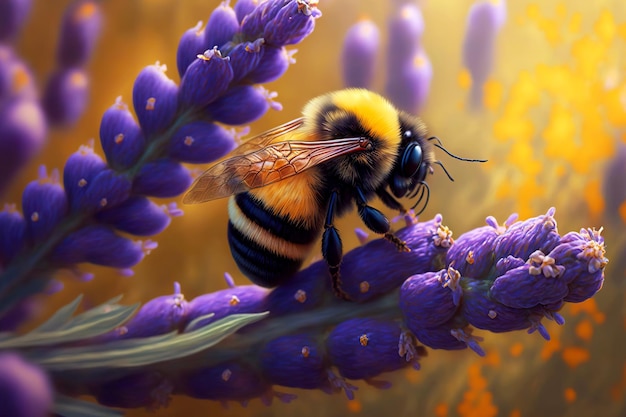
xmin=34 ymin=312 xmax=268 ymax=370
xmin=32 ymin=295 xmax=84 ymax=333
xmin=53 ymin=394 xmax=124 ymax=417
xmin=0 ymin=303 xmax=139 ymax=349
xmin=57 ymin=295 xmax=125 ymax=330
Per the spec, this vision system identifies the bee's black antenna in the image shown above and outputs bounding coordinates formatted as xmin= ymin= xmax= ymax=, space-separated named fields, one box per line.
xmin=428 ymin=136 xmax=488 ymax=163
xmin=434 ymin=160 xmax=455 ymax=182
xmin=411 ymin=182 xmax=430 ymax=215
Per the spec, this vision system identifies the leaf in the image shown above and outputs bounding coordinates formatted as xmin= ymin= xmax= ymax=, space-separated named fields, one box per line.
xmin=57 ymin=295 xmax=125 ymax=330
xmin=0 ymin=303 xmax=139 ymax=348
xmin=34 ymin=312 xmax=268 ymax=370
xmin=53 ymin=394 xmax=124 ymax=417
xmin=31 ymin=295 xmax=84 ymax=333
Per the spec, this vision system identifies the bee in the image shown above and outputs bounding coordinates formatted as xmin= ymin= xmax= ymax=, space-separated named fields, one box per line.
xmin=184 ymin=89 xmax=484 ymax=300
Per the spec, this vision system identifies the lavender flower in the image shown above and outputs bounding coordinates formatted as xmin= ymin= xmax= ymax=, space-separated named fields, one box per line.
xmin=341 ymin=19 xmax=380 ymax=89
xmin=0 ymin=0 xmax=32 ymax=41
xmin=0 ymin=0 xmax=321 ymax=320
xmin=0 ymin=352 xmax=52 ymax=417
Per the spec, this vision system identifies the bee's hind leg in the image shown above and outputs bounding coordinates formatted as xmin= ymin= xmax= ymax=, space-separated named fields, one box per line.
xmin=358 ymin=187 xmax=410 ymax=253
xmin=322 ymin=190 xmax=351 ymax=301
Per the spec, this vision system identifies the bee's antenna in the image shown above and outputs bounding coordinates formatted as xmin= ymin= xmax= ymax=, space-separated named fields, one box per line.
xmin=411 ymin=182 xmax=430 ymax=215
xmin=434 ymin=161 xmax=455 ymax=182
xmin=428 ymin=136 xmax=488 ymax=163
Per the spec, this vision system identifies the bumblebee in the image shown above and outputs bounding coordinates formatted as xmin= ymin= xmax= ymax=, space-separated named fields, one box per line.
xmin=184 ymin=89 xmax=482 ymax=299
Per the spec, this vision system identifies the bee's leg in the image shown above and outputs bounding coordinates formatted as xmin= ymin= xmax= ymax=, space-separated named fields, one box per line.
xmin=357 ymin=187 xmax=410 ymax=253
xmin=322 ymin=190 xmax=350 ymax=300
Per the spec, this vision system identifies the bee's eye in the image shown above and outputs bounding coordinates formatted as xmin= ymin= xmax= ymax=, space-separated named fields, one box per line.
xmin=401 ymin=143 xmax=423 ymax=177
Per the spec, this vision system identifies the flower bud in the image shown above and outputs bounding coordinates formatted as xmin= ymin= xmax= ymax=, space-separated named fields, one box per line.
xmin=387 ymin=3 xmax=424 ymax=66
xmin=169 ymin=121 xmax=236 ymax=163
xmin=176 ymin=21 xmax=206 ymax=77
xmin=234 ymin=0 xmax=258 ymax=23
xmin=100 ymin=97 xmax=145 ymax=170
xmin=56 ymin=0 xmax=102 ymax=67
xmin=204 ymin=2 xmax=240 ymax=50
xmin=22 ymin=166 xmax=67 ymax=243
xmin=179 ymin=47 xmax=233 ymax=109
xmin=81 ymin=168 xmax=132 ymax=212
xmin=132 ymin=63 xmax=179 ymax=136
xmin=96 ymin=196 xmax=171 ymax=236
xmin=245 ymin=45 xmax=291 ymax=84
xmin=263 ymin=0 xmax=319 ymax=46
xmin=42 ymin=67 xmax=89 ymax=126
xmin=0 ymin=48 xmax=37 ymax=101
xmin=93 ymin=371 xmax=172 ymax=409
xmin=386 ymin=50 xmax=432 ymax=114
xmin=132 ymin=159 xmax=192 ymax=198
xmin=205 ymin=85 xmax=276 ymax=125
xmin=0 ymin=352 xmax=52 ymax=417
xmin=63 ymin=144 xmax=107 ymax=212
xmin=181 ymin=362 xmax=268 ymax=401
xmin=227 ymin=38 xmax=266 ymax=82
xmin=0 ymin=0 xmax=32 ymax=41
xmin=0 ymin=205 xmax=25 ymax=265
xmin=447 ymin=224 xmax=498 ymax=279
xmin=327 ymin=318 xmax=408 ymax=380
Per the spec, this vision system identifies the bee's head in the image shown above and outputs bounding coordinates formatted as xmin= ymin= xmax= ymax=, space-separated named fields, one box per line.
xmin=388 ymin=112 xmax=434 ymax=214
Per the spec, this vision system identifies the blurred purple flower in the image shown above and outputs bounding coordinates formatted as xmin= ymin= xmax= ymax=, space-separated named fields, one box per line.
xmin=56 ymin=0 xmax=102 ymax=67
xmin=341 ymin=19 xmax=380 ymax=89
xmin=0 ymin=352 xmax=52 ymax=417
xmin=0 ymin=0 xmax=32 ymax=42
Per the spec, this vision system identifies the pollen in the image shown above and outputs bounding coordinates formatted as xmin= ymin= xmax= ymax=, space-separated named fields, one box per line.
xmin=76 ymin=1 xmax=97 ymax=20
xmin=114 ymin=133 xmax=124 ymax=144
xmin=359 ymin=334 xmax=369 ymax=346
xmin=466 ymin=251 xmax=475 ymax=265
xmin=578 ymin=240 xmax=608 ymax=273
xmin=30 ymin=212 xmax=39 ymax=222
xmin=433 ymin=224 xmax=454 ymax=247
xmin=528 ymin=251 xmax=564 ymax=277
xmin=221 ymin=368 xmax=232 ymax=382
xmin=100 ymin=198 xmax=108 ymax=207
xmin=229 ymin=295 xmax=240 ymax=306
xmin=145 ymin=97 xmax=156 ymax=111
xmin=294 ymin=289 xmax=307 ymax=303
xmin=184 ymin=136 xmax=194 ymax=146
xmin=78 ymin=178 xmax=87 ymax=187
xmin=11 ymin=66 xmax=30 ymax=94
xmin=301 ymin=346 xmax=310 ymax=358
xmin=359 ymin=281 xmax=370 ymax=293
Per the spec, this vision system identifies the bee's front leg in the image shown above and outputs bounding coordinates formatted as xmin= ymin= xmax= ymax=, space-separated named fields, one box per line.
xmin=357 ymin=187 xmax=410 ymax=253
xmin=322 ymin=190 xmax=351 ymax=301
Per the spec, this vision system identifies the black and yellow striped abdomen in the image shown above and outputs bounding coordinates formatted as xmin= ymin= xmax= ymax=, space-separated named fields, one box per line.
xmin=227 ymin=191 xmax=322 ymax=287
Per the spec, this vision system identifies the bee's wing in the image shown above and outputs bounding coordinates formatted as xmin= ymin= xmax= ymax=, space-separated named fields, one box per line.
xmin=183 ymin=135 xmax=371 ymax=204
xmin=234 ymin=117 xmax=306 ymax=154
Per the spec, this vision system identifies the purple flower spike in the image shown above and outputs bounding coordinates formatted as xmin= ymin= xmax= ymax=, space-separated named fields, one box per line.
xmin=179 ymin=47 xmax=234 ymax=109
xmin=100 ymin=97 xmax=146 ymax=170
xmin=0 ymin=0 xmax=32 ymax=41
xmin=42 ymin=67 xmax=89 ymax=126
xmin=490 ymin=259 xmax=569 ymax=309
xmin=327 ymin=318 xmax=408 ymax=380
xmin=386 ymin=50 xmax=432 ymax=114
xmin=0 ymin=205 xmax=25 ymax=265
xmin=244 ymin=44 xmax=293 ymax=84
xmin=96 ymin=196 xmax=171 ymax=236
xmin=263 ymin=0 xmax=320 ymax=46
xmin=182 ymin=362 xmax=269 ymax=401
xmin=462 ymin=277 xmax=535 ymax=333
xmin=387 ymin=3 xmax=424 ymax=66
xmin=176 ymin=21 xmax=206 ymax=78
xmin=0 ymin=99 xmax=46 ymax=196
xmin=493 ymin=207 xmax=560 ymax=262
xmin=184 ymin=285 xmax=268 ymax=331
xmin=169 ymin=121 xmax=237 ymax=163
xmin=0 ymin=352 xmax=52 ymax=417
xmin=0 ymin=47 xmax=37 ymax=101
xmin=447 ymin=224 xmax=498 ymax=279
xmin=93 ymin=371 xmax=172 ymax=410
xmin=206 ymin=85 xmax=277 ymax=125
xmin=99 ymin=284 xmax=188 ymax=342
xmin=52 ymin=224 xmax=145 ymax=268
xmin=337 ymin=215 xmax=449 ymax=302
xmin=63 ymin=144 xmax=107 ymax=211
xmin=260 ymin=334 xmax=330 ymax=389
xmin=462 ymin=0 xmax=505 ymax=109
xmin=132 ymin=63 xmax=179 ymax=136
xmin=21 ymin=166 xmax=67 ymax=243
xmin=204 ymin=1 xmax=240 ymax=50
xmin=132 ymin=159 xmax=192 ymax=198
xmin=341 ymin=19 xmax=380 ymax=89
xmin=400 ymin=270 xmax=461 ymax=332
xmin=234 ymin=0 xmax=258 ymax=23
xmin=56 ymin=0 xmax=102 ymax=67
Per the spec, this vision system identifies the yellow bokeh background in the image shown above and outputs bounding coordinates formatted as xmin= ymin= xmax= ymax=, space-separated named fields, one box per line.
xmin=4 ymin=0 xmax=626 ymax=416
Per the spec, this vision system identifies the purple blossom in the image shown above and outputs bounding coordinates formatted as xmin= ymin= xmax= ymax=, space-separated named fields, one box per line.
xmin=0 ymin=0 xmax=32 ymax=41
xmin=341 ymin=19 xmax=380 ymax=89
xmin=0 ymin=352 xmax=52 ymax=417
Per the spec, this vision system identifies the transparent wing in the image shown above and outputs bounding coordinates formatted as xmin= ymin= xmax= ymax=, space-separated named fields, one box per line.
xmin=183 ymin=136 xmax=371 ymax=204
xmin=232 ymin=117 xmax=305 ymax=155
